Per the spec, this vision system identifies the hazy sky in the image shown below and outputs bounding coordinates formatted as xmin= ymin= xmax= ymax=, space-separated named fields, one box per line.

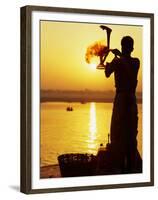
xmin=40 ymin=21 xmax=142 ymax=92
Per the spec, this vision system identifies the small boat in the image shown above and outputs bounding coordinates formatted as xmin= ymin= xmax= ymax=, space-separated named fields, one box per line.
xmin=66 ymin=106 xmax=73 ymax=111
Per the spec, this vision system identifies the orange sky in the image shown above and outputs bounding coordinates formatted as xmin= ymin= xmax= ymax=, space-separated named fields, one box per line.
xmin=40 ymin=21 xmax=142 ymax=92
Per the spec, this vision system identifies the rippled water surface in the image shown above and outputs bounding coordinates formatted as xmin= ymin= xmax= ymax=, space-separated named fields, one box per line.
xmin=40 ymin=102 xmax=142 ymax=166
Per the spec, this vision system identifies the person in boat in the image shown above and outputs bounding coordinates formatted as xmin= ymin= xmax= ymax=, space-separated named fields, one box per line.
xmin=104 ymin=36 xmax=140 ymax=173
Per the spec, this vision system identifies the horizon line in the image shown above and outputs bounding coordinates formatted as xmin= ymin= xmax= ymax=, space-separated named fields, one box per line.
xmin=41 ymin=89 xmax=142 ymax=93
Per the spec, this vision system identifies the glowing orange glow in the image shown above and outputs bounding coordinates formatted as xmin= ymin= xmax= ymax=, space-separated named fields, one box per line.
xmin=40 ymin=21 xmax=142 ymax=92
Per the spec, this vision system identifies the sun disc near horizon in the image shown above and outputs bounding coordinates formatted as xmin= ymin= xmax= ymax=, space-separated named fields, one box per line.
xmin=89 ymin=63 xmax=97 ymax=70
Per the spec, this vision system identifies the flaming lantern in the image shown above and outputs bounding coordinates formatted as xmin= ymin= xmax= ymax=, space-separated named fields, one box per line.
xmin=85 ymin=25 xmax=112 ymax=70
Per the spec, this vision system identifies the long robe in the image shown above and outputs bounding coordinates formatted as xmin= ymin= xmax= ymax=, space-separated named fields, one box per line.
xmin=105 ymin=56 xmax=141 ymax=172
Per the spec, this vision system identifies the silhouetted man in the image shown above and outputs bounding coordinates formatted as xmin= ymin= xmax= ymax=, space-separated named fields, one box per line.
xmin=105 ymin=36 xmax=140 ymax=173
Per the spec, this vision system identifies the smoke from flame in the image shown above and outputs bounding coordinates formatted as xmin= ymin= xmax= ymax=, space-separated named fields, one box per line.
xmin=85 ymin=41 xmax=108 ymax=64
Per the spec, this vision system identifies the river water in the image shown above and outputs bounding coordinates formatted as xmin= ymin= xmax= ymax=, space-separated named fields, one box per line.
xmin=40 ymin=102 xmax=142 ymax=166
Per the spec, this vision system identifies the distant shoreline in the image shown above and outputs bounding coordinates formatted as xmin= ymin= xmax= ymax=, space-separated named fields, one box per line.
xmin=40 ymin=98 xmax=142 ymax=104
xmin=40 ymin=90 xmax=142 ymax=104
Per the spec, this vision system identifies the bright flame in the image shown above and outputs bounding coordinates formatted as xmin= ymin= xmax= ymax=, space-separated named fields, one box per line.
xmin=85 ymin=40 xmax=107 ymax=64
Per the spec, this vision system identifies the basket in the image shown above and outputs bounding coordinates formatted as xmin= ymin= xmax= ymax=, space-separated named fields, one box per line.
xmin=58 ymin=153 xmax=97 ymax=177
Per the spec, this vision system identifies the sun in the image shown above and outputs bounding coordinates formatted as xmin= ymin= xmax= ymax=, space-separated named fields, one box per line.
xmin=89 ymin=63 xmax=97 ymax=70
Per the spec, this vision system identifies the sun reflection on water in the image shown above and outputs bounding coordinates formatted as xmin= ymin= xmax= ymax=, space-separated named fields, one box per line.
xmin=88 ymin=102 xmax=97 ymax=151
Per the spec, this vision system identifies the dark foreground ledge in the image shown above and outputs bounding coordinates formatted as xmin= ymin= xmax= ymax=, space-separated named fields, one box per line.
xmin=40 ymin=150 xmax=142 ymax=179
xmin=40 ymin=164 xmax=61 ymax=178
